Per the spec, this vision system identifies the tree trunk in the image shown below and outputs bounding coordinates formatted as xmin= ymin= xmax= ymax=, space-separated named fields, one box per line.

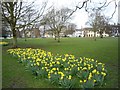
xmin=58 ymin=37 xmax=60 ymax=42
xmin=57 ymin=32 xmax=60 ymax=43
xmin=100 ymin=32 xmax=103 ymax=38
xmin=24 ymin=30 xmax=27 ymax=41
xmin=12 ymin=30 xmax=17 ymax=48
xmin=94 ymin=31 xmax=96 ymax=41
xmin=11 ymin=24 xmax=17 ymax=48
xmin=100 ymin=30 xmax=103 ymax=38
xmin=25 ymin=36 xmax=27 ymax=41
xmin=54 ymin=32 xmax=57 ymax=40
xmin=25 ymin=32 xmax=27 ymax=41
xmin=58 ymin=36 xmax=60 ymax=42
xmin=100 ymin=34 xmax=103 ymax=38
xmin=55 ymin=36 xmax=57 ymax=40
xmin=43 ymin=25 xmax=45 ymax=37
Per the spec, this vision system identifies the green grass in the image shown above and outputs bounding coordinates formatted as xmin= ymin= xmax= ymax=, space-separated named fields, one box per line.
xmin=2 ymin=37 xmax=118 ymax=88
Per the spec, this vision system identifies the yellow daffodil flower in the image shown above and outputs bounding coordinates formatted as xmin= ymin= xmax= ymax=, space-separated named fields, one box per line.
xmin=84 ymin=80 xmax=86 ymax=83
xmin=92 ymin=69 xmax=97 ymax=73
xmin=68 ymin=75 xmax=72 ymax=80
xmin=80 ymin=80 xmax=83 ymax=83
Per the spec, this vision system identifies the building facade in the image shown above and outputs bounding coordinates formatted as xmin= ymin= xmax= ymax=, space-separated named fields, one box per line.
xmin=73 ymin=28 xmax=109 ymax=37
xmin=20 ymin=28 xmax=41 ymax=38
xmin=111 ymin=24 xmax=120 ymax=36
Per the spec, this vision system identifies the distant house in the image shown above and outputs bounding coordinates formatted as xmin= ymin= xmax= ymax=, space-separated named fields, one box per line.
xmin=72 ymin=27 xmax=109 ymax=37
xmin=44 ymin=30 xmax=54 ymax=38
xmin=44 ymin=31 xmax=53 ymax=37
xmin=83 ymin=28 xmax=109 ymax=37
xmin=44 ymin=28 xmax=67 ymax=38
xmin=32 ymin=28 xmax=41 ymax=38
xmin=72 ymin=29 xmax=83 ymax=37
xmin=110 ymin=24 xmax=120 ymax=37
xmin=20 ymin=28 xmax=40 ymax=38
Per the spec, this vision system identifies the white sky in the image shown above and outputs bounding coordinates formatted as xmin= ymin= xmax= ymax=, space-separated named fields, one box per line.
xmin=25 ymin=0 xmax=119 ymax=29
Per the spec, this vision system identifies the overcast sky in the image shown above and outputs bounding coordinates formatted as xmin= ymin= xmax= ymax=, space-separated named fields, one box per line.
xmin=26 ymin=0 xmax=119 ymax=29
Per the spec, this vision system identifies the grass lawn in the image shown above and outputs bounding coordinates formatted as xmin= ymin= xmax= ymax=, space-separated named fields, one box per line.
xmin=2 ymin=37 xmax=119 ymax=88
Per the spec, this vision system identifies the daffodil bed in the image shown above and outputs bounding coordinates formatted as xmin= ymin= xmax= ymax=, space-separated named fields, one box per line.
xmin=0 ymin=41 xmax=8 ymax=46
xmin=7 ymin=48 xmax=107 ymax=88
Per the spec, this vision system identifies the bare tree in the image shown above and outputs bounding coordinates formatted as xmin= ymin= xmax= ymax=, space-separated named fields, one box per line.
xmin=87 ymin=9 xmax=104 ymax=40
xmin=43 ymin=8 xmax=58 ymax=40
xmin=2 ymin=1 xmax=23 ymax=47
xmin=86 ymin=0 xmax=117 ymax=40
xmin=19 ymin=1 xmax=48 ymax=40
xmin=19 ymin=2 xmax=38 ymax=41
xmin=1 ymin=0 xmax=47 ymax=47
xmin=98 ymin=15 xmax=110 ymax=38
xmin=44 ymin=7 xmax=72 ymax=42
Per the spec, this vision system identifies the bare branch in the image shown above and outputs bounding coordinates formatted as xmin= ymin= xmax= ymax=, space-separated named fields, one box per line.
xmin=66 ymin=0 xmax=90 ymax=21
xmin=108 ymin=1 xmax=117 ymax=20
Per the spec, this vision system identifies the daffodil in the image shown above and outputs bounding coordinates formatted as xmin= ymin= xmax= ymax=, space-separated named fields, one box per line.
xmin=84 ymin=80 xmax=86 ymax=83
xmin=88 ymin=66 xmax=91 ymax=70
xmin=48 ymin=75 xmax=51 ymax=79
xmin=101 ymin=72 xmax=106 ymax=76
xmin=64 ymin=68 xmax=67 ymax=70
xmin=82 ymin=67 xmax=87 ymax=70
xmin=88 ymin=73 xmax=92 ymax=80
xmin=68 ymin=62 xmax=70 ymax=64
xmin=84 ymin=62 xmax=86 ymax=66
xmin=56 ymin=61 xmax=60 ymax=64
xmin=71 ymin=65 xmax=74 ymax=67
xmin=56 ymin=68 xmax=59 ymax=71
xmin=80 ymin=80 xmax=83 ymax=83
xmin=52 ymin=61 xmax=55 ymax=64
xmin=31 ymin=64 xmax=33 ymax=66
xmin=36 ymin=62 xmax=40 ymax=66
xmin=52 ymin=68 xmax=56 ymax=71
xmin=102 ymin=68 xmax=105 ymax=71
xmin=92 ymin=69 xmax=97 ymax=73
xmin=97 ymin=71 xmax=100 ymax=74
xmin=94 ymin=80 xmax=96 ymax=83
xmin=91 ymin=59 xmax=94 ymax=61
xmin=42 ymin=67 xmax=44 ymax=70
xmin=65 ymin=54 xmax=69 ymax=57
xmin=68 ymin=75 xmax=72 ymax=80
xmin=91 ymin=65 xmax=93 ymax=68
xmin=0 ymin=41 xmax=8 ymax=45
xmin=98 ymin=62 xmax=102 ymax=65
